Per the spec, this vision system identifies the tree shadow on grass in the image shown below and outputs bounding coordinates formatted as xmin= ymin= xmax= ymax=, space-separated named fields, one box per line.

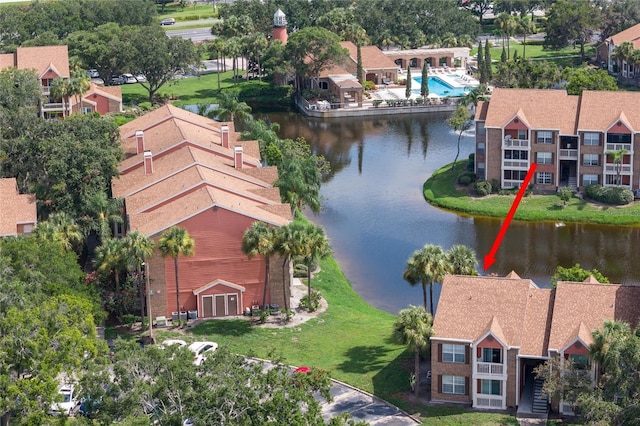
xmin=338 ymin=345 xmax=399 ymax=376
xmin=186 ymin=318 xmax=253 ymax=337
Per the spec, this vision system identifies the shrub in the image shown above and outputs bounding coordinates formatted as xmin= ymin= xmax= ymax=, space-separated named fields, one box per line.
xmin=373 ymin=99 xmax=383 ymax=107
xmin=584 ymin=184 xmax=634 ymax=205
xmin=363 ymin=80 xmax=375 ymax=91
xmin=474 ymin=180 xmax=492 ymax=196
xmin=557 ymin=186 xmax=573 ymax=206
xmin=459 ymin=175 xmax=472 ymax=185
xmin=458 ymin=171 xmax=477 ymax=184
xmin=490 ymin=179 xmax=500 ymax=193
xmin=299 ymin=290 xmax=321 ymax=312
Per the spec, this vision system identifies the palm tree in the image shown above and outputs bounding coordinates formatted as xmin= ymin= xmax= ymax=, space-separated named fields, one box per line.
xmin=276 ymin=219 xmax=307 ymax=313
xmin=446 ymin=245 xmax=478 ymax=275
xmin=33 ymin=212 xmax=83 ymax=253
xmin=392 ymin=305 xmax=433 ymax=398
xmin=49 ymin=77 xmax=70 ymax=117
xmin=208 ymin=91 xmax=252 ymax=124
xmin=122 ymin=231 xmax=154 ymax=328
xmin=516 ymin=15 xmax=537 ymax=59
xmin=448 ymin=105 xmax=472 ymax=170
xmin=94 ymin=238 xmax=127 ymax=299
xmin=300 ymin=223 xmax=331 ymax=309
xmin=613 ymin=41 xmax=635 ymax=78
xmin=242 ymin=222 xmax=278 ymax=308
xmin=68 ymin=69 xmax=91 ymax=114
xmin=83 ymin=192 xmax=123 ymax=243
xmin=495 ymin=13 xmax=517 ymax=59
xmin=590 ymin=320 xmax=631 ymax=368
xmin=158 ymin=226 xmax=195 ymax=324
xmin=607 ymin=148 xmax=628 ymax=185
xmin=403 ymin=244 xmax=448 ymax=315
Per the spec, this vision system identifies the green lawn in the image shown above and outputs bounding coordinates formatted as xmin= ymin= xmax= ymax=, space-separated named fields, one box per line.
xmin=156 ymin=3 xmax=218 ymax=21
xmin=119 ymin=71 xmax=258 ymax=107
xmin=424 ymin=162 xmax=640 ymax=226
xmin=471 ymin=41 xmax=596 ymax=67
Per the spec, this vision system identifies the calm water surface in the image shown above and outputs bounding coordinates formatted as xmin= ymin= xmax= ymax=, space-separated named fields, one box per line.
xmin=264 ymin=112 xmax=640 ymax=314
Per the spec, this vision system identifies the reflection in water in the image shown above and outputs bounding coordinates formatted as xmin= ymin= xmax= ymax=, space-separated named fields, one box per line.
xmin=265 ymin=112 xmax=640 ymax=314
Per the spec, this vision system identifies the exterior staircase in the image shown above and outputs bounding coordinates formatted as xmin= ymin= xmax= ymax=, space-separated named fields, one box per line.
xmin=532 ymin=379 xmax=548 ymax=415
xmin=567 ymin=176 xmax=578 ymax=189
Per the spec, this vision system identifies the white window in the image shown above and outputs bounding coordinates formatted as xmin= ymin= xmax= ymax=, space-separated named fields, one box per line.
xmin=583 ymin=174 xmax=598 ymax=186
xmin=442 ymin=375 xmax=466 ymax=395
xmin=517 ymin=129 xmax=527 ymax=140
xmin=443 ymin=344 xmax=466 ymax=363
xmin=477 ymin=142 xmax=485 ymax=155
xmin=584 ymin=133 xmax=599 ymax=146
xmin=480 ymin=379 xmax=502 ymax=395
xmin=504 ymin=150 xmax=528 ymax=160
xmin=583 ymin=154 xmax=599 ymax=166
xmin=537 ymin=172 xmax=552 ymax=185
xmin=536 ymin=152 xmax=552 ymax=164
xmin=537 ymin=131 xmax=553 ymax=144
xmin=82 ymin=106 xmax=93 ymax=114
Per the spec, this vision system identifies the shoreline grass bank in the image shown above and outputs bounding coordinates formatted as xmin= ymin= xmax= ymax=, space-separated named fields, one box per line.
xmin=424 ymin=162 xmax=640 ymax=227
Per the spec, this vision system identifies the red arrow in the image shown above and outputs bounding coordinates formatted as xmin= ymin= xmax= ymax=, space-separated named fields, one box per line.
xmin=483 ymin=163 xmax=537 ymax=271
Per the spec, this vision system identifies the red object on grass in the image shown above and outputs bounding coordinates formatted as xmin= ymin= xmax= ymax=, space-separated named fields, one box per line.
xmin=293 ymin=366 xmax=311 ymax=374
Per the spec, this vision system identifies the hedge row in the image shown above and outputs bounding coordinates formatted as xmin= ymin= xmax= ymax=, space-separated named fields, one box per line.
xmin=584 ymin=184 xmax=634 ymax=205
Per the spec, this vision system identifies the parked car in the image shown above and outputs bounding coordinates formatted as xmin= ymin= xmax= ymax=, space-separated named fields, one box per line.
xmin=161 ymin=339 xmax=187 ymax=348
xmin=109 ymin=75 xmax=124 ymax=85
xmin=135 ymin=73 xmax=147 ymax=83
xmin=120 ymin=73 xmax=137 ymax=84
xmin=87 ymin=69 xmax=100 ymax=78
xmin=188 ymin=341 xmax=218 ymax=366
xmin=160 ymin=17 xmax=176 ymax=26
xmin=49 ymin=384 xmax=79 ymax=416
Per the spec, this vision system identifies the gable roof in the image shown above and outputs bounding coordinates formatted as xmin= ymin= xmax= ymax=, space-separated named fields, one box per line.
xmin=609 ymin=22 xmax=640 ymax=47
xmin=0 ymin=178 xmax=37 ymax=236
xmin=339 ymin=41 xmax=398 ymax=70
xmin=15 ymin=45 xmax=70 ymax=78
xmin=115 ymin=108 xmax=291 ymax=237
xmin=433 ymin=274 xmax=552 ymax=356
xmin=483 ymin=88 xmax=580 ymax=135
xmin=577 ymin=90 xmax=640 ymax=132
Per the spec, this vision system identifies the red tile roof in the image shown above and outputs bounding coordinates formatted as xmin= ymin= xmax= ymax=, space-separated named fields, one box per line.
xmin=0 ymin=178 xmax=37 ymax=236
xmin=15 ymin=45 xmax=70 ymax=78
xmin=609 ymin=22 xmax=640 ymax=46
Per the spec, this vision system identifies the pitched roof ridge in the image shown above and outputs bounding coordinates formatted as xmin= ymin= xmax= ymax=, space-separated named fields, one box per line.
xmin=583 ymin=275 xmax=600 ymax=284
xmin=505 ymin=270 xmax=521 ymax=279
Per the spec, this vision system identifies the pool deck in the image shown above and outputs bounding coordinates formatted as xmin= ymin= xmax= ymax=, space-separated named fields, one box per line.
xmin=299 ymin=69 xmax=480 ymax=118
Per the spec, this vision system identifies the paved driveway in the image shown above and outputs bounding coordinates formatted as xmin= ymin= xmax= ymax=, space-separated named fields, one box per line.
xmin=320 ymin=379 xmax=419 ymax=425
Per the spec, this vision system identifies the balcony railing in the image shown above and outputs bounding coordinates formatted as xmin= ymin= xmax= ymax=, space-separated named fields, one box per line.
xmin=476 ymin=362 xmax=504 ymax=376
xmin=476 ymin=395 xmax=503 ymax=408
xmin=605 ymin=164 xmax=632 ymax=173
xmin=559 ymin=149 xmax=578 ymax=159
xmin=42 ymin=102 xmax=66 ymax=111
xmin=503 ymin=160 xmax=529 ymax=169
xmin=503 ymin=138 xmax=529 ymax=148
xmin=606 ymin=143 xmax=631 ymax=152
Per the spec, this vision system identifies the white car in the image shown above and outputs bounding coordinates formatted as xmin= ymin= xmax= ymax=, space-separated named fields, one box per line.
xmin=50 ymin=384 xmax=78 ymax=416
xmin=120 ymin=73 xmax=137 ymax=84
xmin=188 ymin=341 xmax=217 ymax=366
xmin=161 ymin=339 xmax=187 ymax=348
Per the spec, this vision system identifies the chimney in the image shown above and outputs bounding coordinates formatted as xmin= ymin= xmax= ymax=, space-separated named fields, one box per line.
xmin=234 ymin=145 xmax=243 ymax=169
xmin=135 ymin=130 xmax=145 ymax=154
xmin=221 ymin=125 xmax=229 ymax=148
xmin=144 ymin=150 xmax=153 ymax=175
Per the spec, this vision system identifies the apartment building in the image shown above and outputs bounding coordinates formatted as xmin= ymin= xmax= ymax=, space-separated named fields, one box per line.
xmin=475 ymin=88 xmax=640 ymax=191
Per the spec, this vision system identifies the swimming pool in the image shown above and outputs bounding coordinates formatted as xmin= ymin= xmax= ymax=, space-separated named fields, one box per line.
xmin=412 ymin=75 xmax=472 ymax=97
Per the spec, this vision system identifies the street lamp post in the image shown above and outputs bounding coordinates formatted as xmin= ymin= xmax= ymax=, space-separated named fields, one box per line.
xmin=145 ymin=262 xmax=154 ymax=342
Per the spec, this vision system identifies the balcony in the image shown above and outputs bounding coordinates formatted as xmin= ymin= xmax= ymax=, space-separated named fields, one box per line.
xmin=502 ymin=138 xmax=529 ymax=149
xmin=476 ymin=395 xmax=504 ymax=408
xmin=605 ymin=164 xmax=632 ymax=174
xmin=559 ymin=149 xmax=578 ymax=160
xmin=476 ymin=362 xmax=504 ymax=376
xmin=606 ymin=143 xmax=631 ymax=152
xmin=42 ymin=102 xmax=66 ymax=111
xmin=503 ymin=159 xmax=529 ymax=169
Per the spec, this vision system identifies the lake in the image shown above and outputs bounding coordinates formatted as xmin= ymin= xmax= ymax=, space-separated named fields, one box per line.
xmin=263 ymin=112 xmax=640 ymax=314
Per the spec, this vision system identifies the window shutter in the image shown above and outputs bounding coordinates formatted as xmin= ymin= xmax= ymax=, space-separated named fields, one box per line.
xmin=465 ymin=345 xmax=470 ymax=364
xmin=438 ymin=344 xmax=442 ymax=363
xmin=437 ymin=375 xmax=442 ymax=393
xmin=465 ymin=376 xmax=470 ymax=396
